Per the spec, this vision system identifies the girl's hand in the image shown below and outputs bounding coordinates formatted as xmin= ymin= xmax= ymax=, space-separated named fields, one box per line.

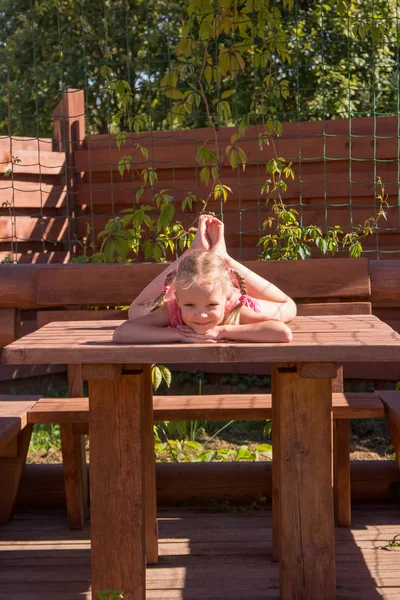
xmin=177 ymin=324 xmax=226 ymax=343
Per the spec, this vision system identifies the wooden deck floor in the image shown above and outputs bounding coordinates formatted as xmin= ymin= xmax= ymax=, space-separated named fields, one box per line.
xmin=0 ymin=506 xmax=399 ymax=599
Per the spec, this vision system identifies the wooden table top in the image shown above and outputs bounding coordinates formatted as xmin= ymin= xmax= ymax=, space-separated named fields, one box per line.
xmin=3 ymin=315 xmax=400 ymax=365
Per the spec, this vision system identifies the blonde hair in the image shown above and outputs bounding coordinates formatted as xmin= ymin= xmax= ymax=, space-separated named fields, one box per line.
xmin=150 ymin=250 xmax=247 ymax=325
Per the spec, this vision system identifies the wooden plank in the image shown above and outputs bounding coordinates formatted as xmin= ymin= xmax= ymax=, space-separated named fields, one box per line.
xmin=0 ymin=308 xmax=20 ymax=348
xmin=88 ymin=369 xmax=145 ymax=599
xmin=375 ymin=390 xmax=400 ymax=471
xmin=0 ymin=216 xmax=69 ymax=242
xmin=141 ymin=365 xmax=159 ymax=565
xmin=0 ymin=250 xmax=71 ymax=265
xmin=334 ymin=420 xmax=351 ymax=527
xmin=275 ymin=366 xmax=335 ymax=599
xmin=0 ymin=181 xmax=67 ymax=208
xmin=86 ymin=116 xmax=398 ymax=148
xmin=35 ymin=263 xmax=165 ymax=306
xmin=34 ymin=258 xmax=370 ymax=307
xmin=0 ymin=397 xmax=39 ymax=451
xmin=76 ymin=173 xmax=400 ymax=206
xmin=76 ymin=130 xmax=399 ymax=171
xmin=4 ymin=316 xmax=400 ymax=365
xmin=0 ymin=149 xmax=65 ymax=175
xmin=0 ymin=425 xmax=33 ymax=523
xmin=297 ymin=302 xmax=372 ymax=316
xmin=370 ymin=260 xmax=400 ymax=306
xmin=0 ymin=136 xmax=53 ymax=152
xmin=37 ymin=309 xmax=127 ymax=328
xmin=60 ymin=423 xmax=84 ymax=530
xmin=67 ymin=364 xmax=88 ymax=522
xmin=16 ymin=460 xmax=400 ymax=511
xmin=271 ymin=365 xmax=280 ymax=562
xmin=0 ymin=265 xmax=37 ymax=308
xmin=25 ymin=391 xmax=384 ymax=424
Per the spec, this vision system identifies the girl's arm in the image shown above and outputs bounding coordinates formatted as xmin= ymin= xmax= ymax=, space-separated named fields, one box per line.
xmin=206 ymin=217 xmax=296 ymax=323
xmin=226 ymin=254 xmax=297 ymax=323
xmin=178 ymin=317 xmax=292 ymax=343
xmin=113 ymin=306 xmax=183 ymax=344
xmin=220 ymin=320 xmax=293 ymax=343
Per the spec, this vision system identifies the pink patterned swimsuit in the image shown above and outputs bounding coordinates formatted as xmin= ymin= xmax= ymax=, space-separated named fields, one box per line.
xmin=167 ymin=293 xmax=261 ymax=328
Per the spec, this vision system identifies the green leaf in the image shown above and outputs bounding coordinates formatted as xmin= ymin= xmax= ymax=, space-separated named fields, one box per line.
xmin=200 ymin=167 xmax=210 ymax=185
xmin=221 ymin=89 xmax=234 ymax=99
xmin=72 ymin=255 xmax=89 ymax=264
xmin=152 ymin=366 xmax=162 ymax=390
xmin=194 ymin=450 xmax=217 ymax=463
xmin=114 ymin=236 xmax=129 ymax=258
xmin=315 ymin=237 xmax=328 ymax=254
xmin=103 ymin=240 xmax=115 ymax=263
xmin=165 ymin=89 xmax=184 ymax=99
xmin=160 ymin=202 xmax=175 ymax=226
xmin=236 ymin=447 xmax=255 ymax=461
xmin=153 ymin=244 xmax=163 ymax=261
xmin=298 ymin=245 xmax=311 ymax=260
xmin=144 ymin=242 xmax=154 ymax=261
xmin=158 ymin=365 xmax=172 ymax=387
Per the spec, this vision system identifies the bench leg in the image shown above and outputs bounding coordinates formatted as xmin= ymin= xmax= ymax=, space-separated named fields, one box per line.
xmin=60 ymin=423 xmax=86 ymax=530
xmin=271 ymin=365 xmax=280 ymax=562
xmin=142 ymin=365 xmax=159 ymax=565
xmin=334 ymin=419 xmax=351 ymax=527
xmin=0 ymin=425 xmax=33 ymax=523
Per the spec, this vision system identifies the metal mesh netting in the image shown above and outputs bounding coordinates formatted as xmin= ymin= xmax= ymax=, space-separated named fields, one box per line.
xmin=0 ymin=0 xmax=399 ymax=263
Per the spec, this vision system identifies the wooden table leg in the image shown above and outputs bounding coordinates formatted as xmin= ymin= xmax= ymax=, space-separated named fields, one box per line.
xmin=275 ymin=364 xmax=336 ymax=600
xmin=86 ymin=365 xmax=145 ymax=600
xmin=141 ymin=365 xmax=159 ymax=564
xmin=271 ymin=365 xmax=280 ymax=562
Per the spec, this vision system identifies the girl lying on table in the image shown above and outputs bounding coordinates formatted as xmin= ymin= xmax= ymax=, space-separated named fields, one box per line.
xmin=113 ymin=215 xmax=296 ymax=344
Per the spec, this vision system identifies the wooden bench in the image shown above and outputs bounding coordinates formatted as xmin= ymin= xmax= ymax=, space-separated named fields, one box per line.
xmin=0 ymin=395 xmax=39 ymax=522
xmin=1 ymin=391 xmax=382 ymax=533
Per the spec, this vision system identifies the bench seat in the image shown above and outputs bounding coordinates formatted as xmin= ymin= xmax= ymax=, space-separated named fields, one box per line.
xmin=23 ymin=392 xmax=384 ymax=533
xmin=0 ymin=392 xmax=386 ymax=537
xmin=375 ymin=390 xmax=400 ymax=471
xmin=27 ymin=392 xmax=384 ymax=425
xmin=0 ymin=395 xmax=39 ymax=523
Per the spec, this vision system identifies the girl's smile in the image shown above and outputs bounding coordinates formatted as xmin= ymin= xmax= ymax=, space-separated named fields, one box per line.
xmin=175 ymin=282 xmax=226 ymax=333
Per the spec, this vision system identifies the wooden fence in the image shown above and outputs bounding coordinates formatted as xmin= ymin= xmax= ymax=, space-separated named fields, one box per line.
xmin=1 ymin=89 xmax=400 ymax=263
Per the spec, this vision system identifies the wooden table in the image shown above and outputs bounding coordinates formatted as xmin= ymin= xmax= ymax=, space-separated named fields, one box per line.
xmin=3 ymin=315 xmax=400 ymax=600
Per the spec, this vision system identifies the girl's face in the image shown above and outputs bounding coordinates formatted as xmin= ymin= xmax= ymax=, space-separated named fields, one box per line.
xmin=176 ymin=281 xmax=227 ymax=333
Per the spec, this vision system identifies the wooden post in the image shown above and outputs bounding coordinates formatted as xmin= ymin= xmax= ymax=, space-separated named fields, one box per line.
xmin=0 ymin=308 xmax=20 ymax=348
xmin=141 ymin=365 xmax=159 ymax=564
xmin=60 ymin=363 xmax=87 ymax=529
xmin=52 ymin=88 xmax=85 ymax=259
xmin=275 ymin=365 xmax=335 ymax=600
xmin=271 ymin=365 xmax=280 ymax=562
xmin=88 ymin=366 xmax=145 ymax=600
xmin=0 ymin=425 xmax=33 ymax=523
xmin=334 ymin=420 xmax=351 ymax=527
